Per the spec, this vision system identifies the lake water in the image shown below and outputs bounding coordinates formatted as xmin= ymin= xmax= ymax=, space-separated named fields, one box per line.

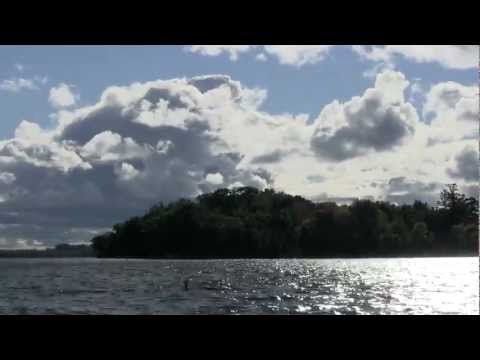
xmin=0 ymin=257 xmax=478 ymax=315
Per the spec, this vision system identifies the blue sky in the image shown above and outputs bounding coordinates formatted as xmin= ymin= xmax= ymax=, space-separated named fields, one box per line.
xmin=0 ymin=45 xmax=478 ymax=249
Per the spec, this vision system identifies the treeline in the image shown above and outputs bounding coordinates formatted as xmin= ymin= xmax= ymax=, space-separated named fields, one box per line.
xmin=0 ymin=244 xmax=94 ymax=258
xmin=91 ymin=184 xmax=479 ymax=258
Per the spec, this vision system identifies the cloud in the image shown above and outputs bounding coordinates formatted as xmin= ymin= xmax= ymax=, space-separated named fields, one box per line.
xmin=423 ymin=81 xmax=478 ymax=145
xmin=0 ymin=172 xmax=16 ymax=185
xmin=306 ymin=175 xmax=326 ymax=183
xmin=362 ymin=61 xmax=396 ymax=79
xmin=34 ymin=75 xmax=49 ymax=85
xmin=287 ymin=74 xmax=475 ymax=205
xmin=447 ymin=145 xmax=479 ymax=182
xmin=186 ymin=45 xmax=333 ymax=67
xmin=255 ymin=53 xmax=267 ymax=62
xmin=188 ymin=45 xmax=478 ymax=69
xmin=310 ymin=70 xmax=417 ymax=161
xmin=408 ymin=79 xmax=425 ymax=104
xmin=0 ymin=78 xmax=38 ymax=92
xmin=251 ymin=150 xmax=289 ymax=164
xmin=0 ymin=74 xmax=48 ymax=92
xmin=49 ymin=83 xmax=79 ymax=108
xmin=383 ymin=176 xmax=441 ymax=204
xmin=205 ymin=172 xmax=224 ymax=185
xmin=115 ymin=162 xmax=140 ymax=181
xmin=80 ymin=130 xmax=148 ymax=163
xmin=0 ymin=74 xmax=276 ymax=248
xmin=186 ymin=45 xmax=256 ymax=61
xmin=14 ymin=63 xmax=25 ymax=72
xmin=353 ymin=45 xmax=478 ymax=69
xmin=461 ymin=184 xmax=479 ymax=200
xmin=262 ymin=45 xmax=333 ymax=66
xmin=424 ymin=81 xmax=477 ymax=120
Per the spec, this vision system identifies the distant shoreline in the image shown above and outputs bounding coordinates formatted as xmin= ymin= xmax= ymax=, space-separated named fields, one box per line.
xmin=1 ymin=252 xmax=475 ymax=260
xmin=0 ymin=244 xmax=94 ymax=258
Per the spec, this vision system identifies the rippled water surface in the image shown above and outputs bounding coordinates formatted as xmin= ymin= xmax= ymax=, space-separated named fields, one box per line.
xmin=0 ymin=257 xmax=478 ymax=315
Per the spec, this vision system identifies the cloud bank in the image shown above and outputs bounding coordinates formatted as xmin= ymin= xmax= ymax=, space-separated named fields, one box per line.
xmin=0 ymin=71 xmax=477 ymax=249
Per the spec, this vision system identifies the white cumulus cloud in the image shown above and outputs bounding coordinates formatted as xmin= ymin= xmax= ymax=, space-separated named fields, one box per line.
xmin=310 ymin=70 xmax=417 ymax=161
xmin=262 ymin=45 xmax=334 ymax=66
xmin=49 ymin=83 xmax=79 ymax=108
xmin=353 ymin=45 xmax=478 ymax=70
xmin=205 ymin=172 xmax=224 ymax=185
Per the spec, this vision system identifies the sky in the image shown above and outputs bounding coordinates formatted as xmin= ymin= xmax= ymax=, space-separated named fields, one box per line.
xmin=0 ymin=45 xmax=478 ymax=249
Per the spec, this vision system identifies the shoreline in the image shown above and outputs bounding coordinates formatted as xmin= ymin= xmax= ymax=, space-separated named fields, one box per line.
xmin=1 ymin=254 xmax=476 ymax=260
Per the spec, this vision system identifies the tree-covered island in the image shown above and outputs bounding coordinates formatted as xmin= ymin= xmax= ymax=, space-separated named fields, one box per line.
xmin=91 ymin=184 xmax=478 ymax=258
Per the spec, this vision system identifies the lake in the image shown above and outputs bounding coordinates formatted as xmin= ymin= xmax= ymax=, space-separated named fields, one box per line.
xmin=0 ymin=257 xmax=478 ymax=315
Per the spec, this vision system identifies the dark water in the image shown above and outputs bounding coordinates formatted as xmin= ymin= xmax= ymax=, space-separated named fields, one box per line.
xmin=0 ymin=257 xmax=478 ymax=315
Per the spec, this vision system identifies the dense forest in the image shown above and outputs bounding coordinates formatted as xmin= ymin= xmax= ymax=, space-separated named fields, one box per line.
xmin=91 ymin=184 xmax=479 ymax=258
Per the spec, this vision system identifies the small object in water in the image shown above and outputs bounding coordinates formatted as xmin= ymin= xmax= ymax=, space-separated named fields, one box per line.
xmin=183 ymin=278 xmax=190 ymax=291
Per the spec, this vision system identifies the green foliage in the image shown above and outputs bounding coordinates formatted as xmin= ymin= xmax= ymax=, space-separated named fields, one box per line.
xmin=91 ymin=185 xmax=479 ymax=258
xmin=411 ymin=222 xmax=433 ymax=250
